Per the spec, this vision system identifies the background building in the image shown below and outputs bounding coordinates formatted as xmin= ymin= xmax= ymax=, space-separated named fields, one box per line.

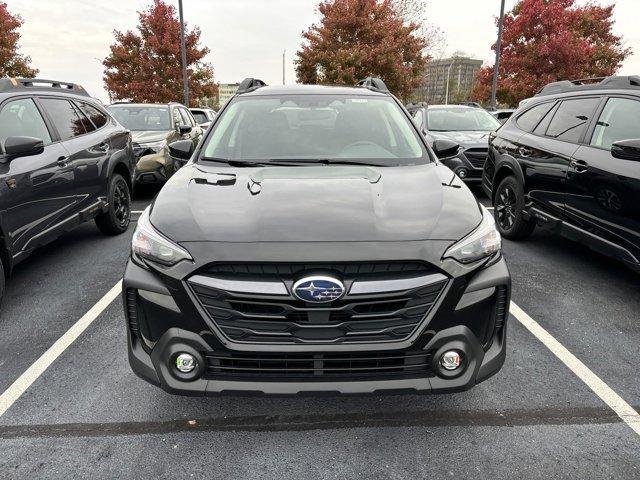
xmin=217 ymin=82 xmax=240 ymax=106
xmin=412 ymin=56 xmax=483 ymax=104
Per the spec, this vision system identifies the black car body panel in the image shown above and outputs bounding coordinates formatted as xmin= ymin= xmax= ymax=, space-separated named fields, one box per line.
xmin=0 ymin=81 xmax=135 ymax=277
xmin=483 ymin=76 xmax=640 ymax=270
xmin=124 ymin=81 xmax=511 ymax=395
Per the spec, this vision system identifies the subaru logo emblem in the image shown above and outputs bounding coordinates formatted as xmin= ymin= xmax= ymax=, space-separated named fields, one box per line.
xmin=293 ymin=276 xmax=345 ymax=303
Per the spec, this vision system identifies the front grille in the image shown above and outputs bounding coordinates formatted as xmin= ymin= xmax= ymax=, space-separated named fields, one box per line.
xmin=464 ymin=148 xmax=488 ymax=169
xmin=203 ymin=261 xmax=433 ymax=279
xmin=188 ymin=262 xmax=448 ymax=345
xmin=203 ymin=350 xmax=434 ymax=381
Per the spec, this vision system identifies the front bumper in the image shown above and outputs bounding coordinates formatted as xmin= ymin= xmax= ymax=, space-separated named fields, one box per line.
xmin=123 ymin=255 xmax=510 ymax=396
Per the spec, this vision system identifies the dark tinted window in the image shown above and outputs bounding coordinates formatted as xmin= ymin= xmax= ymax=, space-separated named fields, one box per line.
xmin=516 ymin=102 xmax=555 ymax=132
xmin=179 ymin=107 xmax=195 ymax=126
xmin=191 ymin=111 xmax=208 ymax=124
xmin=545 ymin=97 xmax=600 ymax=143
xmin=590 ymin=97 xmax=640 ymax=150
xmin=40 ymin=98 xmax=88 ymax=140
xmin=0 ymin=98 xmax=52 ymax=149
xmin=78 ymin=102 xmax=108 ymax=129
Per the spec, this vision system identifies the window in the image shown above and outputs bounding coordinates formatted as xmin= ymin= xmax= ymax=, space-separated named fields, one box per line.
xmin=590 ymin=97 xmax=640 ymax=150
xmin=544 ymin=97 xmax=600 ymax=143
xmin=426 ymin=107 xmax=501 ymax=132
xmin=413 ymin=110 xmax=423 ymax=129
xmin=73 ymin=104 xmax=95 ymax=133
xmin=191 ymin=110 xmax=208 ymax=124
xmin=0 ymin=98 xmax=52 ymax=150
xmin=516 ymin=102 xmax=555 ymax=132
xmin=202 ymin=95 xmax=427 ymax=164
xmin=40 ymin=98 xmax=88 ymax=140
xmin=107 ymin=105 xmax=171 ymax=131
xmin=78 ymin=102 xmax=108 ymax=129
xmin=178 ymin=107 xmax=194 ymax=126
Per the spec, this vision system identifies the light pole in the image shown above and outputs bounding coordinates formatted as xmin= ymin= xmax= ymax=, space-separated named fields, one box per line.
xmin=178 ymin=0 xmax=189 ymax=106
xmin=445 ymin=60 xmax=454 ymax=104
xmin=490 ymin=0 xmax=506 ymax=110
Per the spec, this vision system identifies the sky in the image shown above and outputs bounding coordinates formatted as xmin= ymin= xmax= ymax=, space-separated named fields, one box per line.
xmin=8 ymin=0 xmax=640 ymax=104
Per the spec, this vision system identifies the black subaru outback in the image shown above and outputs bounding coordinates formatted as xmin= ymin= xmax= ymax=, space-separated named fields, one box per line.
xmin=0 ymin=78 xmax=134 ymax=304
xmin=483 ymin=75 xmax=640 ymax=272
xmin=123 ymin=77 xmax=510 ymax=395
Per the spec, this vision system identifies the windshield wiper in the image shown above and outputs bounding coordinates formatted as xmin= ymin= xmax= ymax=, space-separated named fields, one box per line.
xmin=270 ymin=158 xmax=388 ymax=167
xmin=200 ymin=157 xmax=278 ymax=167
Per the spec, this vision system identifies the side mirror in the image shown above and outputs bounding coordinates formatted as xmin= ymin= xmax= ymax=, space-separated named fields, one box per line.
xmin=432 ymin=139 xmax=459 ymax=159
xmin=179 ymin=125 xmax=192 ymax=135
xmin=611 ymin=139 xmax=640 ymax=162
xmin=2 ymin=136 xmax=44 ymax=161
xmin=168 ymin=139 xmax=194 ymax=160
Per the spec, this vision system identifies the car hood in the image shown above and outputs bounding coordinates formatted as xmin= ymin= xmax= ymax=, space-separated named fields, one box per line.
xmin=150 ymin=163 xmax=482 ymax=243
xmin=429 ymin=130 xmax=492 ymax=147
xmin=131 ymin=130 xmax=172 ymax=144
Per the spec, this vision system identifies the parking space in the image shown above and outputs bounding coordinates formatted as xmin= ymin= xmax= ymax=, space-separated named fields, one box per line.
xmin=1 ymin=190 xmax=639 ymax=479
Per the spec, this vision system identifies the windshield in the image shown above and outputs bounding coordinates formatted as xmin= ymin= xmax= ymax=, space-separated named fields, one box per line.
xmin=107 ymin=105 xmax=171 ymax=131
xmin=427 ymin=108 xmax=501 ymax=132
xmin=192 ymin=111 xmax=208 ymax=124
xmin=201 ymin=95 xmax=429 ymax=165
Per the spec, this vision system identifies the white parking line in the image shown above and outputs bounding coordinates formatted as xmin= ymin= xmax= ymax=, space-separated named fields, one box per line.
xmin=132 ymin=210 xmax=144 ymax=214
xmin=510 ymin=301 xmax=640 ymax=436
xmin=0 ymin=280 xmax=122 ymax=418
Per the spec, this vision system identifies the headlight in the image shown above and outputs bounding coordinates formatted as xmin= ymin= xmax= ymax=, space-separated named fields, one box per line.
xmin=138 ymin=140 xmax=166 ymax=153
xmin=132 ymin=208 xmax=192 ymax=266
xmin=444 ymin=205 xmax=501 ymax=264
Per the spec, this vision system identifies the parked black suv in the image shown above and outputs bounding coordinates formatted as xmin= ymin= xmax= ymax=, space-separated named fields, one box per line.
xmin=0 ymin=78 xmax=135 ymax=303
xmin=124 ymin=77 xmax=510 ymax=396
xmin=412 ymin=105 xmax=502 ymax=183
xmin=483 ymin=76 xmax=640 ymax=272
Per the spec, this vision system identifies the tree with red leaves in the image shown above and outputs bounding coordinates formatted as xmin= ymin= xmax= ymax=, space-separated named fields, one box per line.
xmin=103 ymin=0 xmax=217 ymax=106
xmin=0 ymin=2 xmax=38 ymax=78
xmin=295 ymin=0 xmax=427 ymax=100
xmin=471 ymin=0 xmax=631 ymax=107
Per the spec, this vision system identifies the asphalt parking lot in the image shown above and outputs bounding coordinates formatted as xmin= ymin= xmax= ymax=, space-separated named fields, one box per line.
xmin=0 ymin=187 xmax=639 ymax=479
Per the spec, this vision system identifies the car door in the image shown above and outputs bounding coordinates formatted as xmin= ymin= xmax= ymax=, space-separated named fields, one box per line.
xmin=0 ymin=97 xmax=74 ymax=258
xmin=39 ymin=97 xmax=110 ymax=217
xmin=513 ymin=96 xmax=601 ymax=221
xmin=565 ymin=96 xmax=640 ymax=263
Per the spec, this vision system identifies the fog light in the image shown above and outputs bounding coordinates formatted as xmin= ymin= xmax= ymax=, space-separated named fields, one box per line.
xmin=175 ymin=353 xmax=197 ymax=373
xmin=457 ymin=169 xmax=468 ymax=179
xmin=440 ymin=350 xmax=462 ymax=371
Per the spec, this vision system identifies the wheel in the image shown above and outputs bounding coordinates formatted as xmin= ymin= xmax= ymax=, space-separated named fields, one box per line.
xmin=494 ymin=176 xmax=535 ymax=240
xmin=96 ymin=174 xmax=131 ymax=235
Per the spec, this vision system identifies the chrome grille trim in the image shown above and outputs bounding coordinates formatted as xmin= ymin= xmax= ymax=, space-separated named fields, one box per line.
xmin=189 ymin=275 xmax=288 ymax=296
xmin=349 ymin=273 xmax=448 ymax=295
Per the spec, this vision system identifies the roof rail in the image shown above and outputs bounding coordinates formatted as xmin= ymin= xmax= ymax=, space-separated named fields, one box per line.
xmin=0 ymin=77 xmax=90 ymax=97
xmin=536 ymin=75 xmax=640 ymax=96
xmin=236 ymin=78 xmax=267 ymax=94
xmin=357 ymin=77 xmax=389 ymax=93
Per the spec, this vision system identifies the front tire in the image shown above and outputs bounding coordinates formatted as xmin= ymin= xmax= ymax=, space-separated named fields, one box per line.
xmin=96 ymin=174 xmax=131 ymax=235
xmin=494 ymin=176 xmax=535 ymax=240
